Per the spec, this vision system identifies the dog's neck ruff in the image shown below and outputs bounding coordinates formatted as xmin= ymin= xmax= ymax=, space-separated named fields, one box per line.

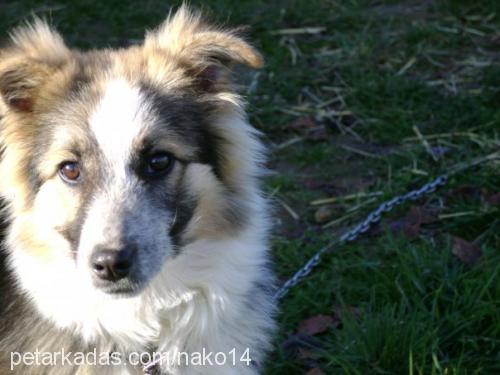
xmin=9 ymin=219 xmax=269 ymax=349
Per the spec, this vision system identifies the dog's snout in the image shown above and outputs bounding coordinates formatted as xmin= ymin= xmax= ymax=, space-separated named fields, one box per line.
xmin=90 ymin=247 xmax=136 ymax=282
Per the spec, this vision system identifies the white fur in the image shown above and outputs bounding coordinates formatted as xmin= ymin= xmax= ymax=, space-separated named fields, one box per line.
xmin=9 ymin=205 xmax=272 ymax=374
xmin=89 ymin=79 xmax=153 ymax=176
xmin=7 ymin=106 xmax=274 ymax=374
xmin=81 ymin=78 xmax=171 ymax=274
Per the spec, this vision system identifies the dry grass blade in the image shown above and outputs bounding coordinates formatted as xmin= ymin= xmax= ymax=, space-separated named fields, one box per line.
xmin=277 ymin=198 xmax=300 ymax=221
xmin=439 ymin=211 xmax=478 ymax=219
xmin=341 ymin=145 xmax=382 ymax=159
xmin=412 ymin=126 xmax=439 ymax=161
xmin=396 ymin=56 xmax=417 ymax=75
xmin=311 ymin=192 xmax=383 ymax=206
xmin=275 ymin=136 xmax=304 ymax=150
xmin=270 ymin=27 xmax=326 ymax=35
xmin=448 ymin=151 xmax=500 ymax=174
xmin=322 ymin=210 xmax=358 ymax=229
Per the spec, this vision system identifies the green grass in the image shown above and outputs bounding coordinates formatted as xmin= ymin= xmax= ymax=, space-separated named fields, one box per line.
xmin=1 ymin=0 xmax=499 ymax=374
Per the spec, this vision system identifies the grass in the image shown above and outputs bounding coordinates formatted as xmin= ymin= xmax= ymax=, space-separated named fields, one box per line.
xmin=1 ymin=0 xmax=499 ymax=374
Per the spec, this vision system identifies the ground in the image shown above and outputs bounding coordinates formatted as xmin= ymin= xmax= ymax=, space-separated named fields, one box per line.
xmin=0 ymin=1 xmax=499 ymax=374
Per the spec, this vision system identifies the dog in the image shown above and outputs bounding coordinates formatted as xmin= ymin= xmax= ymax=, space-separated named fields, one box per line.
xmin=0 ymin=5 xmax=275 ymax=374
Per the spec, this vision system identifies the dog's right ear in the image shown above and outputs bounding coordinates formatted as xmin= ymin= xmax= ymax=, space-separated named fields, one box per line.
xmin=0 ymin=19 xmax=70 ymax=113
xmin=144 ymin=5 xmax=263 ymax=92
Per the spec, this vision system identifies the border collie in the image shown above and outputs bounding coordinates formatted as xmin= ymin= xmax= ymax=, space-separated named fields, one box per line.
xmin=0 ymin=5 xmax=275 ymax=374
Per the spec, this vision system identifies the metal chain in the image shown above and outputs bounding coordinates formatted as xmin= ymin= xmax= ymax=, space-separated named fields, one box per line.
xmin=273 ymin=174 xmax=449 ymax=301
xmin=142 ymin=150 xmax=500 ymax=373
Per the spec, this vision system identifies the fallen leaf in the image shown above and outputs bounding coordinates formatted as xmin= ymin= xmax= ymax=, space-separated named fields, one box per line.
xmin=306 ymin=368 xmax=325 ymax=375
xmin=371 ymin=205 xmax=439 ymax=240
xmin=452 ymin=236 xmax=482 ymax=266
xmin=406 ymin=205 xmax=439 ymax=224
xmin=389 ymin=206 xmax=439 ymax=239
xmin=285 ymin=117 xmax=316 ymax=131
xmin=389 ymin=218 xmax=420 ymax=239
xmin=314 ymin=206 xmax=334 ymax=224
xmin=298 ymin=315 xmax=335 ymax=336
xmin=486 ymin=192 xmax=500 ymax=205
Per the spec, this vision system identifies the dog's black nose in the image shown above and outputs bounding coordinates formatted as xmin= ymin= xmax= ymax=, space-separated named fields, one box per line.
xmin=90 ymin=248 xmax=135 ymax=282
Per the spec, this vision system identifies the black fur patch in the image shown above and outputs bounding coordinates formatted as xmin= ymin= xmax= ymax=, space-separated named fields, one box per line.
xmin=169 ymin=166 xmax=197 ymax=249
xmin=139 ymin=84 xmax=227 ymax=181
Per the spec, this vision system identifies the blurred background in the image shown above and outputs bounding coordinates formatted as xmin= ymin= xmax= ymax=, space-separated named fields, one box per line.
xmin=1 ymin=1 xmax=499 ymax=374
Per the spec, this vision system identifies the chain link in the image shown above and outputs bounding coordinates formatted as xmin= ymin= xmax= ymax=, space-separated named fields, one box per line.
xmin=273 ymin=174 xmax=448 ymax=301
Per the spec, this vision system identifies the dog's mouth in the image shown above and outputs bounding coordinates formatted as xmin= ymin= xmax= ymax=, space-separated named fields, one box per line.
xmin=94 ymin=278 xmax=146 ymax=297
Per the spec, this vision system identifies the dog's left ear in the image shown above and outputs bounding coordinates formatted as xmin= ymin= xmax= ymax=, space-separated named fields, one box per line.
xmin=0 ymin=18 xmax=70 ymax=113
xmin=144 ymin=5 xmax=262 ymax=90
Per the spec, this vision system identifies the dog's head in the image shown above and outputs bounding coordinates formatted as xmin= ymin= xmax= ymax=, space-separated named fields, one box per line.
xmin=0 ymin=7 xmax=263 ymax=296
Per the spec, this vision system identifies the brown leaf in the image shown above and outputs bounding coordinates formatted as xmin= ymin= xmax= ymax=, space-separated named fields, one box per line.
xmin=368 ymin=205 xmax=440 ymax=239
xmin=306 ymin=368 xmax=325 ymax=375
xmin=486 ymin=192 xmax=500 ymax=205
xmin=452 ymin=236 xmax=483 ymax=266
xmin=407 ymin=206 xmax=439 ymax=225
xmin=314 ymin=206 xmax=334 ymax=224
xmin=285 ymin=116 xmax=316 ymax=131
xmin=381 ymin=206 xmax=439 ymax=240
xmin=298 ymin=315 xmax=335 ymax=336
xmin=389 ymin=219 xmax=420 ymax=240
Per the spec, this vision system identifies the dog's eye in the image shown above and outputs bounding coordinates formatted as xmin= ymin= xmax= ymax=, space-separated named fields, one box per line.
xmin=145 ymin=152 xmax=174 ymax=176
xmin=59 ymin=162 xmax=81 ymax=183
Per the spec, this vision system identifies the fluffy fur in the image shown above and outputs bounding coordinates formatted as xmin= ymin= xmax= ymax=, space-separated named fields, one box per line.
xmin=0 ymin=6 xmax=275 ymax=374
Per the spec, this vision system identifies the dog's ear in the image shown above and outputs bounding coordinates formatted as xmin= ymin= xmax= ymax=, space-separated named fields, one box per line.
xmin=144 ymin=5 xmax=263 ymax=90
xmin=0 ymin=19 xmax=70 ymax=112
